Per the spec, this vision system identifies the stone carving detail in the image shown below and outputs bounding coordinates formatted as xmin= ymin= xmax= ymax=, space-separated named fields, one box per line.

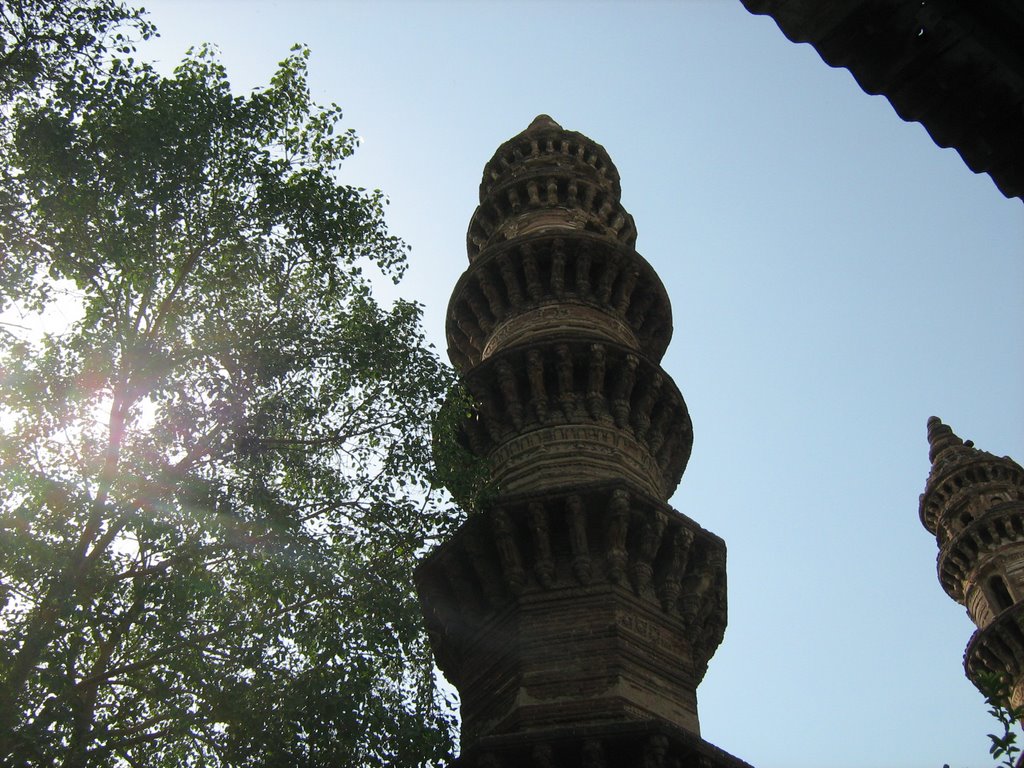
xmin=643 ymin=735 xmax=669 ymax=768
xmin=468 ymin=339 xmax=695 ymax=497
xmin=581 ymin=739 xmax=607 ymax=768
xmin=606 ymin=488 xmax=632 ymax=585
xmin=494 ymin=358 xmax=524 ymax=431
xmin=467 ymin=118 xmax=637 ymax=263
xmin=481 ymin=302 xmax=640 ymax=361
xmin=659 ymin=527 xmax=695 ymax=614
xmin=587 ymin=343 xmax=610 ymax=423
xmin=567 ymin=494 xmax=593 ymax=584
xmin=417 ymin=116 xmax=737 ymax=764
xmin=919 ymin=417 xmax=1024 ymax=710
xmin=440 ymin=548 xmax=479 ymax=618
xmin=420 ymin=485 xmax=727 ymax=656
xmin=488 ymin=422 xmax=661 ymax=498
xmin=551 ymin=238 xmax=566 ymax=297
xmin=611 ymin=354 xmax=638 ymax=431
xmin=477 ymin=267 xmax=506 ymax=321
xmin=632 ymin=508 xmax=667 ymax=598
xmin=555 ymin=343 xmax=578 ymax=421
xmin=491 ymin=506 xmax=526 ymax=595
xmin=633 ymin=372 xmax=663 ymax=442
xmin=575 ymin=244 xmax=593 ymax=296
xmin=528 ymin=501 xmax=555 ymax=588
xmin=532 ymin=743 xmax=558 ymax=768
xmin=497 ymin=253 xmax=524 ymax=309
xmin=448 ymin=232 xmax=672 ymax=370
xmin=463 ymin=525 xmax=504 ymax=606
xmin=526 ymin=349 xmax=549 ymax=423
xmin=521 ymin=243 xmax=543 ymax=301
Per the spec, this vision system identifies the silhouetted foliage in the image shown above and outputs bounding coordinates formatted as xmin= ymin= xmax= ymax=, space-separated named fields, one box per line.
xmin=977 ymin=672 xmax=1024 ymax=768
xmin=0 ymin=0 xmax=153 ymax=100
xmin=0 ymin=6 xmax=458 ymax=766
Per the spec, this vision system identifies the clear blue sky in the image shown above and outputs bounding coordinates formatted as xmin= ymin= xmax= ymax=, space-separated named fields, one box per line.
xmin=140 ymin=2 xmax=1024 ymax=766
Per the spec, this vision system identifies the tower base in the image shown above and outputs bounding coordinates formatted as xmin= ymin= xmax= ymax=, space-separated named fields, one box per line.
xmin=450 ymin=721 xmax=753 ymax=768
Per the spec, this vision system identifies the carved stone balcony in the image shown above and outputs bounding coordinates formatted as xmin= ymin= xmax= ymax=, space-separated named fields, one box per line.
xmin=416 ymin=482 xmax=726 ymax=742
xmin=447 ymin=231 xmax=672 ymax=372
xmin=965 ymin=600 xmax=1024 ymax=709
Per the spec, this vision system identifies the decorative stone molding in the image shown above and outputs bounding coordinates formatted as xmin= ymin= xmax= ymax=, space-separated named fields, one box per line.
xmin=448 ymin=721 xmax=754 ymax=768
xmin=419 ymin=117 xmax=740 ymax=765
xmin=478 ymin=116 xmax=620 ymax=201
xmin=921 ymin=458 xmax=1024 ymax=538
xmin=416 ymin=482 xmax=728 ymax=704
xmin=455 ymin=339 xmax=692 ymax=497
xmin=937 ymin=501 xmax=1024 ymax=601
xmin=421 ymin=484 xmax=725 ymax=600
xmin=467 ymin=115 xmax=634 ymax=262
xmin=965 ymin=601 xmax=1024 ymax=710
xmin=447 ymin=231 xmax=672 ymax=370
xmin=467 ymin=172 xmax=637 ymax=260
xmin=919 ymin=416 xmax=1024 ymax=705
xmin=482 ymin=302 xmax=639 ymax=361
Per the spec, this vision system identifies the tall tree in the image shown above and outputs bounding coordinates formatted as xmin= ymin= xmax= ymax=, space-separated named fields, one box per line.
xmin=0 ymin=12 xmax=458 ymax=767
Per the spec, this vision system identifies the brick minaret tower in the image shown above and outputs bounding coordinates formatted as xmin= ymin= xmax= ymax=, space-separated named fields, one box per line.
xmin=417 ymin=116 xmax=751 ymax=767
xmin=920 ymin=417 xmax=1024 ymax=708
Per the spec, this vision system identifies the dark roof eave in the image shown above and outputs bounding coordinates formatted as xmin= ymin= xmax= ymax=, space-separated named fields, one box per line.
xmin=740 ymin=0 xmax=1024 ymax=201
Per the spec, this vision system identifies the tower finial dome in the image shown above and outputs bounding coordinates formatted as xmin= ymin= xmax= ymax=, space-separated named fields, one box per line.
xmin=927 ymin=416 xmax=967 ymax=464
xmin=467 ymin=116 xmax=632 ymax=261
xmin=525 ymin=114 xmax=562 ymax=132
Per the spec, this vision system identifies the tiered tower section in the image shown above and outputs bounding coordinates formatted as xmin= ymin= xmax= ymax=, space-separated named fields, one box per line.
xmin=417 ymin=117 xmax=750 ymax=768
xmin=920 ymin=417 xmax=1024 ymax=708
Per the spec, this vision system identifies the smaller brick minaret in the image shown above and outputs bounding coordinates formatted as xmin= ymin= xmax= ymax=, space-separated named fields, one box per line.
xmin=919 ymin=417 xmax=1024 ymax=707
